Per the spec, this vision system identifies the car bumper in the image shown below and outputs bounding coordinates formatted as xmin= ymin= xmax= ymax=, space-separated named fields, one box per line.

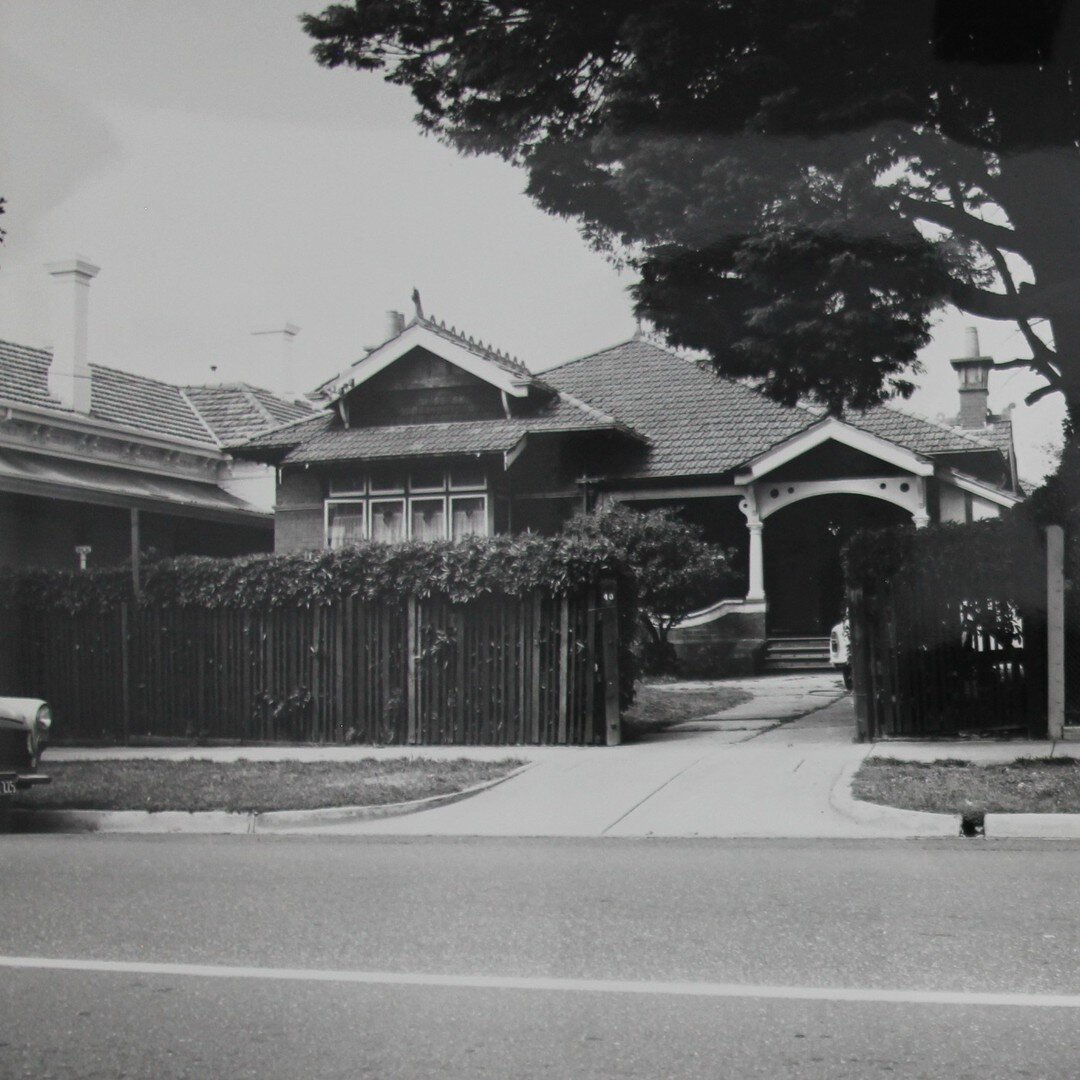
xmin=0 ymin=771 xmax=50 ymax=793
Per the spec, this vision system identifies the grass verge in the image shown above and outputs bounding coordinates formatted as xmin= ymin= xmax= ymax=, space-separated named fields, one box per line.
xmin=621 ymin=682 xmax=753 ymax=740
xmin=853 ymin=757 xmax=1080 ymax=814
xmin=13 ymin=757 xmax=525 ymax=814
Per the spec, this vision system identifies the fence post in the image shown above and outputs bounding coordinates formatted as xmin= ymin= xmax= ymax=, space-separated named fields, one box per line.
xmin=558 ymin=595 xmax=570 ymax=744
xmin=406 ymin=594 xmax=419 ymax=744
xmin=120 ymin=601 xmax=131 ymax=744
xmin=599 ymin=577 xmax=621 ymax=746
xmin=530 ymin=593 xmax=542 ymax=743
xmin=848 ymin=585 xmax=872 ymax=742
xmin=1046 ymin=524 xmax=1066 ymax=741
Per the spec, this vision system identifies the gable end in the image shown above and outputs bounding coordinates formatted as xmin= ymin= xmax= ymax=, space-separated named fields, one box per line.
xmin=344 ymin=348 xmax=507 ymax=426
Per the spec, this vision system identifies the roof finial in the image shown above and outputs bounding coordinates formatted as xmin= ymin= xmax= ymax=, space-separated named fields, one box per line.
xmin=411 ymin=287 xmax=424 ymax=320
xmin=633 ymin=316 xmax=643 ymax=339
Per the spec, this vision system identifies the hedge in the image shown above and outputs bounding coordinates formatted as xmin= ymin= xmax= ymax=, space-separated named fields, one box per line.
xmin=0 ymin=533 xmax=629 ymax=614
xmin=842 ymin=514 xmax=1047 ymax=608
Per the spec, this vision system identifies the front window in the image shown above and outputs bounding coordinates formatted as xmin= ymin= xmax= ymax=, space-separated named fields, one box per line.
xmin=410 ymin=497 xmax=447 ymax=541
xmin=326 ymin=501 xmax=365 ymax=549
xmin=324 ymin=463 xmax=488 ymax=546
xmin=369 ymin=499 xmax=406 ymax=543
xmin=451 ymin=495 xmax=487 ymax=539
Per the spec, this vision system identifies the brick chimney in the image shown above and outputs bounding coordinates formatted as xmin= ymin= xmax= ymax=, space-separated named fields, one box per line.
xmin=385 ymin=310 xmax=405 ymax=341
xmin=950 ymin=326 xmax=993 ymax=428
xmin=45 ymin=257 xmax=99 ymax=413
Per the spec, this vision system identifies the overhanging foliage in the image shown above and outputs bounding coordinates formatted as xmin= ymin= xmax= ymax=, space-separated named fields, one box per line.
xmin=0 ymin=534 xmax=630 ymax=614
xmin=842 ymin=515 xmax=1046 ymax=608
xmin=302 ymin=1 xmax=1080 ymax=427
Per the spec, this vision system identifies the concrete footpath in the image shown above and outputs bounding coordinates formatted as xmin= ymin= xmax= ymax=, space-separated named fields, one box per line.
xmin=35 ymin=673 xmax=1080 ymax=839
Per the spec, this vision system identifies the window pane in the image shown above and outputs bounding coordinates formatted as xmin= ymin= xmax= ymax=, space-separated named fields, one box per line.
xmin=370 ymin=499 xmax=406 ymax=543
xmin=327 ymin=503 xmax=365 ymax=549
xmin=410 ymin=497 xmax=446 ymax=541
xmin=449 ymin=463 xmax=486 ymax=490
xmin=409 ymin=464 xmax=444 ymax=491
xmin=328 ymin=475 xmax=365 ymax=495
xmin=451 ymin=496 xmax=487 ymax=539
xmin=368 ymin=464 xmax=404 ymax=494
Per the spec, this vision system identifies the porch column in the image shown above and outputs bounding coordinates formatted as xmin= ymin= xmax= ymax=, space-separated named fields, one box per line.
xmin=739 ymin=488 xmax=766 ymax=602
xmin=913 ymin=476 xmax=930 ymax=528
xmin=746 ymin=520 xmax=765 ymax=601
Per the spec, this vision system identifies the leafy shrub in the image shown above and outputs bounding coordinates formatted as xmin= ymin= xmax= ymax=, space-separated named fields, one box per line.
xmin=561 ymin=505 xmax=738 ymax=673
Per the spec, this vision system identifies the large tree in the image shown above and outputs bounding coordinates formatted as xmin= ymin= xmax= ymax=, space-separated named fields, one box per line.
xmin=302 ymin=1 xmax=1080 ymax=429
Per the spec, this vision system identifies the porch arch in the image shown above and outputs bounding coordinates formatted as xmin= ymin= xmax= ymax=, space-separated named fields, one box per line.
xmin=754 ymin=477 xmax=927 ymax=524
xmin=762 ymin=490 xmax=914 ymax=636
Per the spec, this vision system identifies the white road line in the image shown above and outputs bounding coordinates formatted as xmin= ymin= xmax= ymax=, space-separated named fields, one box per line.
xmin=1 ymin=956 xmax=1078 ymax=1008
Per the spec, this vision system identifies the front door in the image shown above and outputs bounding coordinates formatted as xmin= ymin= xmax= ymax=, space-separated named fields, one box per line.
xmin=764 ymin=494 xmax=911 ymax=636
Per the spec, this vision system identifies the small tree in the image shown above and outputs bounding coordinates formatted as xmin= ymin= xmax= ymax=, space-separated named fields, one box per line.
xmin=561 ymin=505 xmax=737 ymax=673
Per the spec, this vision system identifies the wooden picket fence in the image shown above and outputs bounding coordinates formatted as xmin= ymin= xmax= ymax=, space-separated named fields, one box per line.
xmin=5 ymin=587 xmax=621 ymax=746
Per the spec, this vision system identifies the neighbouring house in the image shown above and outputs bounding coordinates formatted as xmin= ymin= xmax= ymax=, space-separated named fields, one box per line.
xmin=234 ymin=304 xmax=1022 ymax=675
xmin=0 ymin=259 xmax=314 ymax=571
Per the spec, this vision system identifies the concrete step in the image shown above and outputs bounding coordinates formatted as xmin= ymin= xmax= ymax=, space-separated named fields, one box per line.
xmin=762 ymin=658 xmax=834 ymax=672
xmin=763 ymin=636 xmax=831 ymax=672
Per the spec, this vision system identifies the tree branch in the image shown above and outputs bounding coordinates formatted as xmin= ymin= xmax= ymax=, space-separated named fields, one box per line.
xmin=897 ymin=195 xmax=1026 ymax=255
xmin=947 ymin=281 xmax=1040 ymax=320
xmin=1025 ymin=383 xmax=1061 ymax=405
xmin=979 ymin=241 xmax=1062 ymax=381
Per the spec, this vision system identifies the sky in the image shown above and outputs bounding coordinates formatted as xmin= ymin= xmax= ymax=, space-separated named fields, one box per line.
xmin=0 ymin=0 xmax=1066 ymax=482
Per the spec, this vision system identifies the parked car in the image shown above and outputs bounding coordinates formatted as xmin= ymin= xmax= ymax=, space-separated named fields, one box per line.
xmin=829 ymin=619 xmax=852 ymax=689
xmin=0 ymin=697 xmax=51 ymax=803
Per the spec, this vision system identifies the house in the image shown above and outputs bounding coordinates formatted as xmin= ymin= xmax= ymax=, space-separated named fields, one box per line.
xmin=0 ymin=259 xmax=314 ymax=572
xmin=234 ymin=303 xmax=1022 ymax=674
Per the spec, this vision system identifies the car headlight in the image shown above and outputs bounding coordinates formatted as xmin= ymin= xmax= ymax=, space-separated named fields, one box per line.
xmin=25 ymin=705 xmax=51 ymax=769
xmin=35 ymin=704 xmax=52 ymax=734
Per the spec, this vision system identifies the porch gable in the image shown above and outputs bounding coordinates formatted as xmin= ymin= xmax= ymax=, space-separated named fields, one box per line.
xmin=734 ymin=417 xmax=935 ymax=483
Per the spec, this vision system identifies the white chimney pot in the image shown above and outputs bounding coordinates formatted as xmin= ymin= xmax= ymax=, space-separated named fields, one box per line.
xmin=964 ymin=326 xmax=981 ymax=358
xmin=251 ymin=323 xmax=300 ymax=398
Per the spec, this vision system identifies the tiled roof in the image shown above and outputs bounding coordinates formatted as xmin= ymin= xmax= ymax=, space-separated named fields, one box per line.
xmin=0 ymin=338 xmax=313 ymax=450
xmin=545 ymin=338 xmax=1013 ymax=479
xmin=543 ymin=338 xmax=819 ymax=479
xmin=840 ymin=405 xmax=1005 ymax=456
xmin=980 ymin=418 xmax=1015 ymax=456
xmin=235 ymin=390 xmax=635 ymax=466
xmin=238 ymin=392 xmax=639 ymax=465
xmin=235 ymin=410 xmax=335 ymax=453
xmin=181 ymin=384 xmax=313 ymax=444
xmin=0 ymin=339 xmax=57 ymax=408
xmin=88 ymin=365 xmax=217 ymax=444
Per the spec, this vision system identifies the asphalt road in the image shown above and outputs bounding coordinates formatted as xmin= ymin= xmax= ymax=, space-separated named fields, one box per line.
xmin=2 ymin=835 xmax=1079 ymax=1078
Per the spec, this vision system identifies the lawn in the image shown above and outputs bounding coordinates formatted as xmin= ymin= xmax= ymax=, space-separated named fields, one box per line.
xmin=620 ymin=681 xmax=753 ymax=740
xmin=13 ymin=757 xmax=525 ymax=814
xmin=853 ymin=757 xmax=1080 ymax=814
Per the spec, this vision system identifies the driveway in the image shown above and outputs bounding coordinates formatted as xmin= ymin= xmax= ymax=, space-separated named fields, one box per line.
xmin=282 ymin=672 xmax=870 ymax=838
